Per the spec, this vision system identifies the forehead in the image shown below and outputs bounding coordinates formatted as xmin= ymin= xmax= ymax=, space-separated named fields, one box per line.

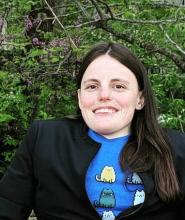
xmin=82 ymin=55 xmax=137 ymax=82
xmin=84 ymin=55 xmax=134 ymax=76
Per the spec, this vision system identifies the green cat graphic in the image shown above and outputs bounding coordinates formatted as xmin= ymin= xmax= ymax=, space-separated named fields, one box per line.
xmin=94 ymin=188 xmax=116 ymax=208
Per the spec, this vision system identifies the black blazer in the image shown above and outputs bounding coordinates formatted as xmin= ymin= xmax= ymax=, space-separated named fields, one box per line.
xmin=0 ymin=117 xmax=185 ymax=220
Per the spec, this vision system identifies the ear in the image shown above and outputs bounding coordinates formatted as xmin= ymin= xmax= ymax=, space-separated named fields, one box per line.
xmin=77 ymin=89 xmax=82 ymax=110
xmin=136 ymin=91 xmax=145 ymax=110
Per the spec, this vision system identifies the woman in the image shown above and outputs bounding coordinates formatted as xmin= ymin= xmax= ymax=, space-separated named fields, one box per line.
xmin=0 ymin=42 xmax=184 ymax=220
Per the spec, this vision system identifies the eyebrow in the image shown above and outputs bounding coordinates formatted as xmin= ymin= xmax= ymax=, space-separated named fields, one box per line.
xmin=83 ymin=78 xmax=130 ymax=85
xmin=83 ymin=79 xmax=99 ymax=85
xmin=111 ymin=78 xmax=129 ymax=85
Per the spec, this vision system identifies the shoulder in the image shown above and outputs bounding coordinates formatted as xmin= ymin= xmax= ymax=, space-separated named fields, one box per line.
xmin=164 ymin=129 xmax=185 ymax=192
xmin=164 ymin=128 xmax=185 ymax=148
xmin=164 ymin=128 xmax=185 ymax=161
xmin=28 ymin=115 xmax=86 ymax=139
xmin=33 ymin=115 xmax=83 ymax=128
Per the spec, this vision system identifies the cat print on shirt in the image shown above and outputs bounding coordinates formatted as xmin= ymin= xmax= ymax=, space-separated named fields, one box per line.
xmin=94 ymin=188 xmax=116 ymax=208
xmin=126 ymin=172 xmax=143 ymax=184
xmin=102 ymin=211 xmax=115 ymax=220
xmin=96 ymin=166 xmax=116 ymax=183
xmin=133 ymin=190 xmax=145 ymax=206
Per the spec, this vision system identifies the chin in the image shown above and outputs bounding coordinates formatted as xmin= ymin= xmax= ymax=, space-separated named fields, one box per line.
xmin=91 ymin=126 xmax=115 ymax=135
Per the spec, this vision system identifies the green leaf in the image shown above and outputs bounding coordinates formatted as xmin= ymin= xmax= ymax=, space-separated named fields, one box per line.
xmin=0 ymin=113 xmax=15 ymax=124
xmin=28 ymin=49 xmax=48 ymax=58
xmin=0 ymin=71 xmax=8 ymax=79
xmin=51 ymin=57 xmax=59 ymax=63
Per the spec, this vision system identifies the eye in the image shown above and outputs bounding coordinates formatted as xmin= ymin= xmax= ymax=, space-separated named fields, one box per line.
xmin=112 ymin=83 xmax=126 ymax=91
xmin=85 ymin=84 xmax=98 ymax=91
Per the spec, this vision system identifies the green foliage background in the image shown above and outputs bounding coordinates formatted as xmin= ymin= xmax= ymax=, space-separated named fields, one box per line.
xmin=0 ymin=0 xmax=185 ymax=176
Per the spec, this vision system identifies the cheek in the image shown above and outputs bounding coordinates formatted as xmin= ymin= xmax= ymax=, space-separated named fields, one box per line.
xmin=116 ymin=94 xmax=138 ymax=108
xmin=79 ymin=94 xmax=96 ymax=109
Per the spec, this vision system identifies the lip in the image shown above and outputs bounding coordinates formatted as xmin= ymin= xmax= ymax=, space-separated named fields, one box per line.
xmin=92 ymin=106 xmax=119 ymax=113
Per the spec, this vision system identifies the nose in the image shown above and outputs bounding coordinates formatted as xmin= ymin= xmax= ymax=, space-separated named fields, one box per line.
xmin=98 ymin=86 xmax=112 ymax=101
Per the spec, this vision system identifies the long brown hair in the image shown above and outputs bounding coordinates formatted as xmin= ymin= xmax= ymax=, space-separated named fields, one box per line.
xmin=77 ymin=42 xmax=180 ymax=201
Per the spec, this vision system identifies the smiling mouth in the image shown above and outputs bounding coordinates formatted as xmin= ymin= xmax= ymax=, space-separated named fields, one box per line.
xmin=93 ymin=107 xmax=118 ymax=114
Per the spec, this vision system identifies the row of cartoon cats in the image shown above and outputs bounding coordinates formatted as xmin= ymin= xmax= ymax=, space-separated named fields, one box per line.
xmin=95 ymin=166 xmax=144 ymax=185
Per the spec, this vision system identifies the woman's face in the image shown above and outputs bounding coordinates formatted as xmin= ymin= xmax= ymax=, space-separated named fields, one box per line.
xmin=78 ymin=55 xmax=144 ymax=139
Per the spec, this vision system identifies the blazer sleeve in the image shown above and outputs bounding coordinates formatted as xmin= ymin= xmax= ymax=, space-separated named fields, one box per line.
xmin=0 ymin=121 xmax=38 ymax=219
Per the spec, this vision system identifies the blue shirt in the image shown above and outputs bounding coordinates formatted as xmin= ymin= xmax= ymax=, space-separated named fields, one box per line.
xmin=85 ymin=129 xmax=145 ymax=220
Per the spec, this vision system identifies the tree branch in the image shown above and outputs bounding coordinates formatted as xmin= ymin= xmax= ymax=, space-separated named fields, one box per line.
xmin=89 ymin=0 xmax=104 ymax=20
xmin=159 ymin=24 xmax=185 ymax=56
xmin=65 ymin=19 xmax=100 ymax=29
xmin=113 ymin=16 xmax=185 ymax=25
xmin=98 ymin=23 xmax=185 ymax=71
xmin=65 ymin=15 xmax=185 ymax=30
xmin=74 ymin=0 xmax=91 ymax=19
xmin=96 ymin=0 xmax=114 ymax=19
xmin=44 ymin=0 xmax=77 ymax=49
xmin=56 ymin=50 xmax=72 ymax=73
